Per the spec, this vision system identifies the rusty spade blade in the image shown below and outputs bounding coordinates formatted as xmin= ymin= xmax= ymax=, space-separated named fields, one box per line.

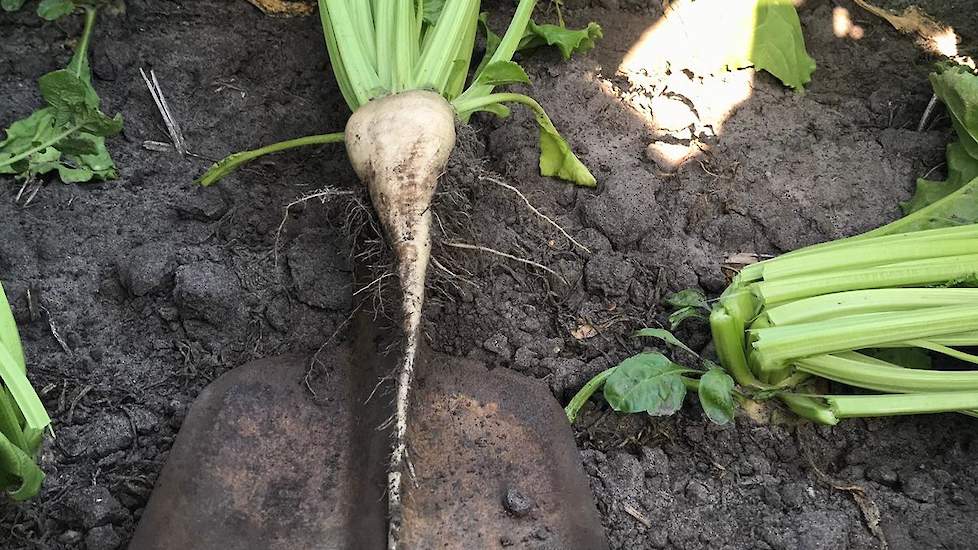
xmin=130 ymin=327 xmax=606 ymax=549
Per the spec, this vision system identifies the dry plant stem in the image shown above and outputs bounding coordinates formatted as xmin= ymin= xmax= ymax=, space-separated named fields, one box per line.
xmin=480 ymin=174 xmax=591 ymax=253
xmin=15 ymin=179 xmax=43 ymax=206
xmin=623 ymin=503 xmax=652 ymax=528
xmin=139 ymin=68 xmax=187 ymax=156
xmin=343 ymin=90 xmax=456 ymax=550
xmin=917 ymin=93 xmax=938 ymax=132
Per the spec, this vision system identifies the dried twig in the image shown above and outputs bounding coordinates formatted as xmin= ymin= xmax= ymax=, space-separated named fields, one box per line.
xmin=917 ymin=93 xmax=938 ymax=132
xmin=15 ymin=179 xmax=43 ymax=207
xmin=623 ymin=503 xmax=652 ymax=529
xmin=67 ymin=385 xmax=93 ymax=424
xmin=140 ymin=68 xmax=187 ymax=156
xmin=39 ymin=306 xmax=70 ymax=354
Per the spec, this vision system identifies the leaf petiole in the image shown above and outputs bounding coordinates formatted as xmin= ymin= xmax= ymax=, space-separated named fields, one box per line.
xmin=0 ymin=123 xmax=84 ymax=171
xmin=196 ymin=132 xmax=345 ymax=187
xmin=564 ymin=366 xmax=615 ymax=423
xmin=72 ymin=6 xmax=97 ymax=79
xmin=452 ymin=92 xmax=595 ymax=186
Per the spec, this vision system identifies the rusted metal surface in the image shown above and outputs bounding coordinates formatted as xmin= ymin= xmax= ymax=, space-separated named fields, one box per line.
xmin=402 ymin=355 xmax=608 ymax=549
xmin=128 ymin=351 xmax=388 ymax=550
xmin=131 ymin=325 xmax=606 ymax=549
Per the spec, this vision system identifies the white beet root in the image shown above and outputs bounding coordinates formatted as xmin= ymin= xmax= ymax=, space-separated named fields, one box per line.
xmin=344 ymin=90 xmax=456 ymax=550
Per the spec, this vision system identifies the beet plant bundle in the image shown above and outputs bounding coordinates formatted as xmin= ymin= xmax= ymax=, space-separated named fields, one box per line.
xmin=563 ymin=63 xmax=978 ymax=429
xmin=712 ymin=222 xmax=978 ymax=424
xmin=712 ymin=63 xmax=978 ymax=423
xmin=198 ymin=1 xmax=600 ymax=546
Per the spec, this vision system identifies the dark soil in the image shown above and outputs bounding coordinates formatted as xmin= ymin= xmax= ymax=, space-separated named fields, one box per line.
xmin=1 ymin=1 xmax=976 ymax=549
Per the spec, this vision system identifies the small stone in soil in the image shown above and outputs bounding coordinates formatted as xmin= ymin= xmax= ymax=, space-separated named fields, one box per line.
xmin=503 ymin=488 xmax=534 ymax=517
xmin=483 ymin=333 xmax=511 ymax=359
xmin=85 ymin=524 xmax=123 ymax=550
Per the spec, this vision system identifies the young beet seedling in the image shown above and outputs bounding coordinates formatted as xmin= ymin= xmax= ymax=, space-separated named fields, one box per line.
xmin=0 ymin=1 xmax=123 ymax=191
xmin=564 ymin=328 xmax=737 ymax=426
xmin=199 ymin=2 xmax=601 ymax=546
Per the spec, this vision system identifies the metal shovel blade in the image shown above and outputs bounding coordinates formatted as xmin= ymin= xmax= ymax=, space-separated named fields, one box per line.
xmin=402 ymin=355 xmax=608 ymax=549
xmin=129 ymin=346 xmax=606 ymax=549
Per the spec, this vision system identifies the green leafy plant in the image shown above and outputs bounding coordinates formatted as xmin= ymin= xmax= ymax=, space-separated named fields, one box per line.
xmin=198 ymin=4 xmax=600 ymax=188
xmin=701 ymin=65 xmax=978 ymax=425
xmin=663 ymin=288 xmax=711 ymax=330
xmin=0 ymin=282 xmax=52 ymax=501
xmin=740 ymin=0 xmax=816 ymax=91
xmin=196 ymin=3 xmax=601 ymax=546
xmin=575 ymin=66 xmax=978 ymax=428
xmin=645 ymin=0 xmax=815 ymax=91
xmin=0 ymin=1 xmax=123 ymax=185
xmin=902 ymin=64 xmax=978 ymax=215
xmin=565 ymin=328 xmax=737 ymax=426
xmin=710 ymin=223 xmax=978 ymax=425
